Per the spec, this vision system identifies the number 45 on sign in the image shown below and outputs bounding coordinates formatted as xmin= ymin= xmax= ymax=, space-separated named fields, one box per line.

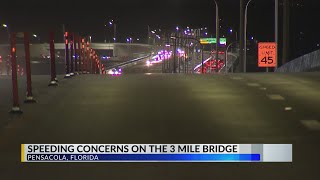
xmin=258 ymin=42 xmax=277 ymax=68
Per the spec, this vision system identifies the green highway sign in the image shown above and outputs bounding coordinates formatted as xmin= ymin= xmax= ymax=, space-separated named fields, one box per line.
xmin=200 ymin=38 xmax=227 ymax=45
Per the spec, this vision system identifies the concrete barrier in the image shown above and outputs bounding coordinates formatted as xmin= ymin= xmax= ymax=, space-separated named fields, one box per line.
xmin=276 ymin=49 xmax=320 ymax=72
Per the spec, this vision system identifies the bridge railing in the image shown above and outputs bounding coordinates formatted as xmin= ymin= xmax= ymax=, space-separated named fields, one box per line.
xmin=276 ymin=49 xmax=320 ymax=72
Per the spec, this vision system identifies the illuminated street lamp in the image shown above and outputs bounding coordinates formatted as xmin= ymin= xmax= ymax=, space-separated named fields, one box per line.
xmin=2 ymin=24 xmax=8 ymax=28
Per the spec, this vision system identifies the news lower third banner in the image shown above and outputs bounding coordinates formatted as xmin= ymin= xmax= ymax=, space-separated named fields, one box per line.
xmin=21 ymin=144 xmax=292 ymax=163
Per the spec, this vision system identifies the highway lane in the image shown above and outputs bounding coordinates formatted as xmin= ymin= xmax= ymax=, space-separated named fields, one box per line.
xmin=0 ymin=73 xmax=319 ymax=179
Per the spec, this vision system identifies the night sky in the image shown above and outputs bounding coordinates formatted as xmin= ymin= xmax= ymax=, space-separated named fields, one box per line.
xmin=0 ymin=0 xmax=319 ymax=59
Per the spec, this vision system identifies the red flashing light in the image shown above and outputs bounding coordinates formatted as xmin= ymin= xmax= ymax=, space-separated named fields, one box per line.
xmin=65 ymin=32 xmax=68 ymax=37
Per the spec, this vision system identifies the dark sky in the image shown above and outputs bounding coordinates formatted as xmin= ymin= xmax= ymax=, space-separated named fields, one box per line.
xmin=1 ymin=0 xmax=319 ymax=58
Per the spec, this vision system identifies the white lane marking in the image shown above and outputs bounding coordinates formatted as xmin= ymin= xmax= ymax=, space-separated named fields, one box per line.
xmin=247 ymin=83 xmax=261 ymax=87
xmin=267 ymin=94 xmax=285 ymax=101
xmin=231 ymin=77 xmax=243 ymax=80
xmin=300 ymin=120 xmax=320 ymax=131
xmin=260 ymin=87 xmax=267 ymax=91
xmin=285 ymin=107 xmax=293 ymax=111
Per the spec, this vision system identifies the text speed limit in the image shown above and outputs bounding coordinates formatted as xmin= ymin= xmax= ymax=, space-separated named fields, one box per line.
xmin=258 ymin=42 xmax=277 ymax=68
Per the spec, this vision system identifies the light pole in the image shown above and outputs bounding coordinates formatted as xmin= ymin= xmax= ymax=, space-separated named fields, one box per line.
xmin=107 ymin=20 xmax=117 ymax=43
xmin=244 ymin=0 xmax=253 ymax=73
xmin=214 ymin=0 xmax=219 ymax=73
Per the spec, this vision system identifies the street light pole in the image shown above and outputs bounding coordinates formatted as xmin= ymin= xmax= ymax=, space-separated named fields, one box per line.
xmin=244 ymin=0 xmax=253 ymax=73
xmin=240 ymin=0 xmax=245 ymax=73
xmin=114 ymin=24 xmax=117 ymax=43
xmin=282 ymin=0 xmax=290 ymax=66
xmin=214 ymin=0 xmax=219 ymax=73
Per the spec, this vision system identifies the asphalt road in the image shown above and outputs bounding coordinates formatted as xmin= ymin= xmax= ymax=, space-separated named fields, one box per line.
xmin=0 ymin=72 xmax=319 ymax=179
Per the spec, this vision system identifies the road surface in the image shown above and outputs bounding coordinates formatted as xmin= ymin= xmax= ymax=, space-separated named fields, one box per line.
xmin=0 ymin=73 xmax=319 ymax=179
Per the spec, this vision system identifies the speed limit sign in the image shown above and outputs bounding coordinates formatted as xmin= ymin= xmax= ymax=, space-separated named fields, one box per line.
xmin=258 ymin=42 xmax=277 ymax=68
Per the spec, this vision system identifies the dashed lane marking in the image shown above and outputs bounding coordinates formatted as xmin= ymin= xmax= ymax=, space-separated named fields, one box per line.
xmin=284 ymin=107 xmax=293 ymax=111
xmin=267 ymin=94 xmax=285 ymax=101
xmin=231 ymin=77 xmax=243 ymax=80
xmin=247 ymin=83 xmax=261 ymax=87
xmin=300 ymin=120 xmax=320 ymax=131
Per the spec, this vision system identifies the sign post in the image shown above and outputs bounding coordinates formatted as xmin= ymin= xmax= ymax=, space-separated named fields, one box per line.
xmin=258 ymin=42 xmax=277 ymax=71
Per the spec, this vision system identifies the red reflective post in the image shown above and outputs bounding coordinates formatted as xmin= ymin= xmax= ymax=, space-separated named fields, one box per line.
xmin=90 ymin=49 xmax=93 ymax=74
xmin=49 ymin=32 xmax=58 ymax=86
xmin=10 ymin=33 xmax=22 ymax=114
xmin=92 ymin=51 xmax=96 ymax=74
xmin=77 ymin=37 xmax=81 ymax=73
xmin=64 ymin=32 xmax=71 ymax=78
xmin=74 ymin=34 xmax=78 ymax=74
xmin=85 ymin=46 xmax=88 ymax=73
xmin=70 ymin=33 xmax=74 ymax=76
xmin=24 ymin=32 xmax=36 ymax=103
xmin=80 ymin=38 xmax=85 ymax=73
xmin=86 ymin=43 xmax=90 ymax=73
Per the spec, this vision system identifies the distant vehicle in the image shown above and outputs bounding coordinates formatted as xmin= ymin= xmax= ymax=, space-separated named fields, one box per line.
xmin=108 ymin=67 xmax=122 ymax=76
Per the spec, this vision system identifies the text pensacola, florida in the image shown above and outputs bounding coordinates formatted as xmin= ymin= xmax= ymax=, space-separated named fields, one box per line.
xmin=21 ymin=144 xmax=293 ymax=163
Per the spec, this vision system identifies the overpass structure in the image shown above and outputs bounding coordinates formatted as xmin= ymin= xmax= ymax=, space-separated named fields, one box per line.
xmin=0 ymin=43 xmax=153 ymax=59
xmin=0 ymin=43 xmax=154 ymax=75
